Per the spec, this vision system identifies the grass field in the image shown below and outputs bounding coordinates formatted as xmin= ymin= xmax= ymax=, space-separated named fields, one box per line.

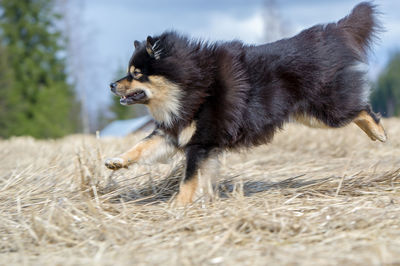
xmin=0 ymin=119 xmax=399 ymax=265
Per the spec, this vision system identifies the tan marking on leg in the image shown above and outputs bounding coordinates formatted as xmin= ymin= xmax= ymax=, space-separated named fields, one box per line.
xmin=176 ymin=177 xmax=198 ymax=205
xmin=178 ymin=121 xmax=196 ymax=147
xmin=290 ymin=113 xmax=329 ymax=128
xmin=119 ymin=137 xmax=159 ymax=164
xmin=120 ymin=135 xmax=177 ymax=164
xmin=176 ymin=154 xmax=219 ymax=205
xmin=105 ymin=134 xmax=177 ymax=170
xmin=353 ymin=110 xmax=387 ymax=142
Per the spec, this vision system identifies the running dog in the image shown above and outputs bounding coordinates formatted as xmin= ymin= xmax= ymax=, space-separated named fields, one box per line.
xmin=106 ymin=2 xmax=386 ymax=205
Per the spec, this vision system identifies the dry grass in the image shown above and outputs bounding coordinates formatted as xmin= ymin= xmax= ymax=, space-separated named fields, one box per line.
xmin=0 ymin=119 xmax=399 ymax=265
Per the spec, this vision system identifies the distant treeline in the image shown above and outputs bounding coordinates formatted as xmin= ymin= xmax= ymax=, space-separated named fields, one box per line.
xmin=371 ymin=53 xmax=400 ymax=117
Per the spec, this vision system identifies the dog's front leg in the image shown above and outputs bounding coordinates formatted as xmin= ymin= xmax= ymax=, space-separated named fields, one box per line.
xmin=105 ymin=130 xmax=177 ymax=170
xmin=176 ymin=145 xmax=218 ymax=205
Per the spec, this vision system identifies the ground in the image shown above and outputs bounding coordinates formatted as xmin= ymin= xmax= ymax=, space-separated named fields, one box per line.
xmin=0 ymin=119 xmax=399 ymax=265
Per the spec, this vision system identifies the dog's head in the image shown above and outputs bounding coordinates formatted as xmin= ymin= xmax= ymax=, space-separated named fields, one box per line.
xmin=110 ymin=36 xmax=162 ymax=105
xmin=110 ymin=35 xmax=184 ymax=125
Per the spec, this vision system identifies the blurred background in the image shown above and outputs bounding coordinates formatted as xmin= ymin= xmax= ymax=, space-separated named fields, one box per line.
xmin=0 ymin=0 xmax=399 ymax=138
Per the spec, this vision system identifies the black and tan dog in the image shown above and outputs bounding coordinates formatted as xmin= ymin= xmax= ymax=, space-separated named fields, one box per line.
xmin=105 ymin=2 xmax=386 ymax=205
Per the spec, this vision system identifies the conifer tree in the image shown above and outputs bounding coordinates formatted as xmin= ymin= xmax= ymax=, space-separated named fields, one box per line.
xmin=0 ymin=0 xmax=80 ymax=138
xmin=0 ymin=41 xmax=15 ymax=137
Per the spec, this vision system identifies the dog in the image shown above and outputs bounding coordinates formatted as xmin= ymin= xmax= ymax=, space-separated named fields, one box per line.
xmin=105 ymin=2 xmax=386 ymax=205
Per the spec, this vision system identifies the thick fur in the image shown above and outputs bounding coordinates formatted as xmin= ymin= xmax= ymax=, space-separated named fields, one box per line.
xmin=106 ymin=2 xmax=384 ymax=204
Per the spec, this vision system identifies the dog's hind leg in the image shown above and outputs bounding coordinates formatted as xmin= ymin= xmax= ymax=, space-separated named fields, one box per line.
xmin=353 ymin=109 xmax=387 ymax=142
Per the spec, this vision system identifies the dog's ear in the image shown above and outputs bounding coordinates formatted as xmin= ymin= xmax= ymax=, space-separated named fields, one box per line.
xmin=134 ymin=40 xmax=141 ymax=49
xmin=146 ymin=36 xmax=155 ymax=57
xmin=146 ymin=36 xmax=162 ymax=59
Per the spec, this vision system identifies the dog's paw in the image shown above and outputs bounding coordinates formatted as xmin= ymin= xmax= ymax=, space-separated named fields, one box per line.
xmin=104 ymin=157 xmax=126 ymax=170
xmin=175 ymin=191 xmax=193 ymax=206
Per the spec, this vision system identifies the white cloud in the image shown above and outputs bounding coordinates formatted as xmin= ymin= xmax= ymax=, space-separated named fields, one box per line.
xmin=192 ymin=11 xmax=265 ymax=44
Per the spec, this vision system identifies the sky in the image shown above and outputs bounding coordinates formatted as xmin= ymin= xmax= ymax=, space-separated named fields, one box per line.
xmin=69 ymin=0 xmax=400 ymax=127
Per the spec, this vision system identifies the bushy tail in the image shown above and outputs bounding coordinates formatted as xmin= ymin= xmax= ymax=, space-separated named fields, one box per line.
xmin=338 ymin=2 xmax=380 ymax=56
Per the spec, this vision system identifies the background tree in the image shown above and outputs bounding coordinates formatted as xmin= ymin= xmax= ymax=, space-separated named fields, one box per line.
xmin=0 ymin=41 xmax=15 ymax=137
xmin=0 ymin=0 xmax=80 ymax=138
xmin=371 ymin=52 xmax=400 ymax=117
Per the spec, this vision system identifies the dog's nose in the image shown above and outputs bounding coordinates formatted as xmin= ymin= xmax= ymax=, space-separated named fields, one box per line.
xmin=110 ymin=82 xmax=117 ymax=93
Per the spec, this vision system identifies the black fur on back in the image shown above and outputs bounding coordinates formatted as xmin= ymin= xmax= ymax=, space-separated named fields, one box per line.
xmin=131 ymin=2 xmax=380 ymax=150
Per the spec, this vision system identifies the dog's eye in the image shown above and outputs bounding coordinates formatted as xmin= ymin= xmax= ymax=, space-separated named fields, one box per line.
xmin=130 ymin=68 xmax=143 ymax=79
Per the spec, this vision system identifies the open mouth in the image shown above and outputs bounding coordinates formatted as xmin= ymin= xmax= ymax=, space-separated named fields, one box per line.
xmin=120 ymin=90 xmax=147 ymax=105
